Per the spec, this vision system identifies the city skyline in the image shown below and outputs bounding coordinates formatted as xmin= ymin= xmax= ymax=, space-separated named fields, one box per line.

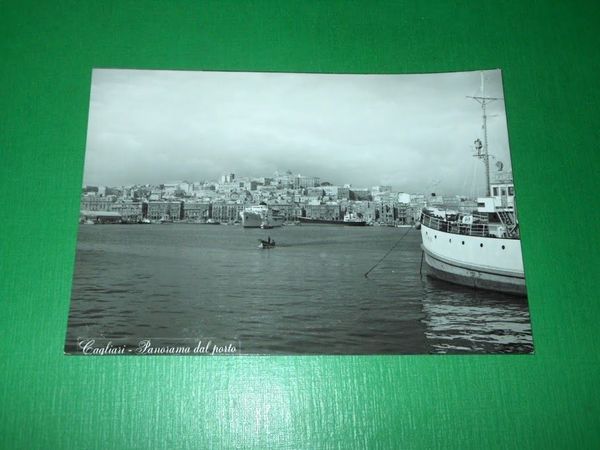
xmin=83 ymin=69 xmax=513 ymax=196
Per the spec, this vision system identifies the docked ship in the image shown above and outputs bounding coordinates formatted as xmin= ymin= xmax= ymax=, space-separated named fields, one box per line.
xmin=420 ymin=77 xmax=526 ymax=296
xmin=240 ymin=205 xmax=285 ymax=228
xmin=297 ymin=212 xmax=367 ymax=226
xmin=420 ymin=190 xmax=525 ymax=296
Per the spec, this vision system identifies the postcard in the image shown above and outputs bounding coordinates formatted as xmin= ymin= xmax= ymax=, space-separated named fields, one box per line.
xmin=65 ymin=68 xmax=533 ymax=355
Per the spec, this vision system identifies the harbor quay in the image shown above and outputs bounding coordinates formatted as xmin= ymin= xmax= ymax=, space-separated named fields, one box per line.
xmin=79 ymin=171 xmax=479 ymax=225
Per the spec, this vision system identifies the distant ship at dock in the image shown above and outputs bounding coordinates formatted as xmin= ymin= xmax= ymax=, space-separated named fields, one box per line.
xmin=297 ymin=212 xmax=367 ymax=226
xmin=240 ymin=205 xmax=285 ymax=228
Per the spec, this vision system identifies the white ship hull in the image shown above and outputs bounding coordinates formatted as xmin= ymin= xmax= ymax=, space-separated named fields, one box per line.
xmin=241 ymin=211 xmax=284 ymax=228
xmin=418 ymin=77 xmax=527 ymax=297
xmin=421 ymin=223 xmax=526 ymax=296
xmin=241 ymin=211 xmax=262 ymax=228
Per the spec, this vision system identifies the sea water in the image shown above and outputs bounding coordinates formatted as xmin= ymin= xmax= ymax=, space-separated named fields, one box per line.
xmin=65 ymin=224 xmax=533 ymax=354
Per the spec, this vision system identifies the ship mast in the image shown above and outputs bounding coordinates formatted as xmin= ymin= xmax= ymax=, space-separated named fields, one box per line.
xmin=467 ymin=72 xmax=501 ymax=197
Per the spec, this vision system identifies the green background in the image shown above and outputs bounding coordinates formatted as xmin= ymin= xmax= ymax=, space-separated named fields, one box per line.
xmin=1 ymin=1 xmax=599 ymax=448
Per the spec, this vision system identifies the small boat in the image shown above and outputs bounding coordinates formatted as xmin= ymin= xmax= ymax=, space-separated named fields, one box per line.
xmin=258 ymin=239 xmax=276 ymax=249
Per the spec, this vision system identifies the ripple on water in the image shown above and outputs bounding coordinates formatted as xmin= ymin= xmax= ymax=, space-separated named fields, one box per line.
xmin=65 ymin=225 xmax=533 ymax=354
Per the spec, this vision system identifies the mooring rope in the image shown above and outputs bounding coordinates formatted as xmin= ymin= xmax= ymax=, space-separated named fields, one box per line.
xmin=364 ymin=226 xmax=413 ymax=278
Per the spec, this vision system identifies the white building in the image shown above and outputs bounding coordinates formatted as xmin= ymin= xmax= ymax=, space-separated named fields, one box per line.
xmin=397 ymin=192 xmax=411 ymax=204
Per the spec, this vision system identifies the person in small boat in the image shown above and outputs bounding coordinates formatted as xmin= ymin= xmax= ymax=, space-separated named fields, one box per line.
xmin=267 ymin=236 xmax=271 ymax=244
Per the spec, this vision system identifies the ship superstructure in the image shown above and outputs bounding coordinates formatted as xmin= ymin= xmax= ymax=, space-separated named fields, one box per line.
xmin=240 ymin=205 xmax=285 ymax=228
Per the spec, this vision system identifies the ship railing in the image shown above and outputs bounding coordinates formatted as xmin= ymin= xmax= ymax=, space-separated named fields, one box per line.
xmin=420 ymin=210 xmax=489 ymax=237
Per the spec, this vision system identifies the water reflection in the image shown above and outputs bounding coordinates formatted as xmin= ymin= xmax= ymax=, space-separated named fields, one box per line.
xmin=421 ymin=278 xmax=533 ymax=353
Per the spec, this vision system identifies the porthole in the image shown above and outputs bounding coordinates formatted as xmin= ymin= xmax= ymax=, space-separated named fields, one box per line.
xmin=480 ymin=243 xmax=483 ymax=248
xmin=461 ymin=241 xmax=465 ymax=245
xmin=502 ymin=245 xmax=505 ymax=250
xmin=434 ymin=235 xmax=437 ymax=239
xmin=449 ymin=239 xmax=452 ymax=243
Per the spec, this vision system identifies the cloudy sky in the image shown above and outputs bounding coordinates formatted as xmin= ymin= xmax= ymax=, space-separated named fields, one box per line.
xmin=83 ymin=68 xmax=512 ymax=195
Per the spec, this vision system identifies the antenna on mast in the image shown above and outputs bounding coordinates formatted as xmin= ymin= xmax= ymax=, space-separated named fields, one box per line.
xmin=467 ymin=72 xmax=502 ymax=197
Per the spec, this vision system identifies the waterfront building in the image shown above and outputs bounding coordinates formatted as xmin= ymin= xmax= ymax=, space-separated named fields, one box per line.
xmin=147 ymin=201 xmax=182 ymax=221
xmin=80 ymin=172 xmax=441 ymax=227
xmin=408 ymin=194 xmax=427 ymax=223
xmin=302 ymin=202 xmax=341 ymax=221
xmin=377 ymin=200 xmax=395 ymax=224
xmin=395 ymin=202 xmax=410 ymax=224
xmin=111 ymin=200 xmax=143 ymax=222
xmin=182 ymin=201 xmax=210 ymax=220
xmin=80 ymin=195 xmax=115 ymax=211
xmin=348 ymin=200 xmax=376 ymax=223
xmin=211 ymin=201 xmax=243 ymax=222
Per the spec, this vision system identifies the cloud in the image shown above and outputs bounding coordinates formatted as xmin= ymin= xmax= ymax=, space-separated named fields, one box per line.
xmin=83 ymin=68 xmax=512 ymax=195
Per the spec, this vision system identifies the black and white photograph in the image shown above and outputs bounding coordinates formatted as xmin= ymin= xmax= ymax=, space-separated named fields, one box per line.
xmin=65 ymin=68 xmax=533 ymax=355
